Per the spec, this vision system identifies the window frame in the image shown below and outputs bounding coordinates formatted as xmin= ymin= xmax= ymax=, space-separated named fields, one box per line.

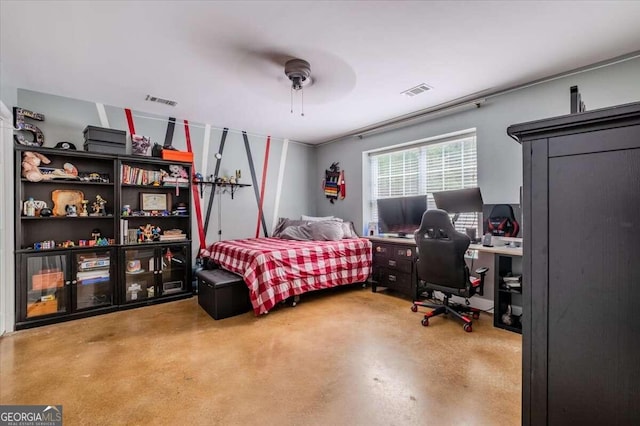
xmin=364 ymin=129 xmax=479 ymax=235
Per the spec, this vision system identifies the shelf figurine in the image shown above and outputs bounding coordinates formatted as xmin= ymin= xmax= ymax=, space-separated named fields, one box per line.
xmin=24 ymin=197 xmax=36 ymax=217
xmin=80 ymin=199 xmax=89 ymax=217
xmin=65 ymin=204 xmax=78 ymax=217
xmin=92 ymin=195 xmax=107 ymax=216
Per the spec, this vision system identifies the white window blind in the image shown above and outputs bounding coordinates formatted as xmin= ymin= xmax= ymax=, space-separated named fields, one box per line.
xmin=369 ymin=133 xmax=478 ymax=233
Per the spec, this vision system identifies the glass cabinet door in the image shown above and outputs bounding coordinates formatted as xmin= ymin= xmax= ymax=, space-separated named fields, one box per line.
xmin=74 ymin=250 xmax=114 ymax=310
xmin=25 ymin=254 xmax=68 ymax=319
xmin=159 ymin=245 xmax=188 ymax=295
xmin=123 ymin=248 xmax=156 ymax=302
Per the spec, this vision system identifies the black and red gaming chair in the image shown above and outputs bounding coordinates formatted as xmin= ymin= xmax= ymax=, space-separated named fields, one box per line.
xmin=411 ymin=209 xmax=488 ymax=332
xmin=486 ymin=204 xmax=520 ymax=237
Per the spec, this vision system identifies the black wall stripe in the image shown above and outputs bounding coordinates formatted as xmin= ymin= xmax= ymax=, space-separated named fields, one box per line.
xmin=163 ymin=117 xmax=176 ymax=147
xmin=243 ymin=131 xmax=269 ymax=237
xmin=203 ymin=128 xmax=228 ymax=236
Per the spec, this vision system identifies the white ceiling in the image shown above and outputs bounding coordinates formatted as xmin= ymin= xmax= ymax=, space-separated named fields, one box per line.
xmin=2 ymin=1 xmax=640 ymax=144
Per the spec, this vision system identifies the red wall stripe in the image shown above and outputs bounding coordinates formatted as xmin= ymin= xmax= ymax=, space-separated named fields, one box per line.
xmin=124 ymin=108 xmax=136 ymax=135
xmin=255 ymin=136 xmax=271 ymax=238
xmin=184 ymin=120 xmax=207 ymax=250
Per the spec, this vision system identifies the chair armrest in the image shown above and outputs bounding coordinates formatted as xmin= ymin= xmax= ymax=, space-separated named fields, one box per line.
xmin=475 ymin=267 xmax=489 ymax=276
xmin=474 ymin=267 xmax=489 ymax=296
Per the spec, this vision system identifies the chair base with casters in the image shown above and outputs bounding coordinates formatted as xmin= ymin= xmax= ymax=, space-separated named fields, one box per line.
xmin=411 ymin=267 xmax=489 ymax=332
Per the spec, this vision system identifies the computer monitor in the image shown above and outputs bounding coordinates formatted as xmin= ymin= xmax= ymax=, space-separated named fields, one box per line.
xmin=377 ymin=195 xmax=427 ymax=237
xmin=432 ymin=187 xmax=483 ymax=213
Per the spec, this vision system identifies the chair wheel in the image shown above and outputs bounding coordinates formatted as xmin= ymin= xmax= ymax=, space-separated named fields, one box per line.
xmin=463 ymin=323 xmax=472 ymax=332
xmin=421 ymin=318 xmax=429 ymax=327
xmin=411 ymin=305 xmax=418 ymax=312
xmin=472 ymin=312 xmax=480 ymax=320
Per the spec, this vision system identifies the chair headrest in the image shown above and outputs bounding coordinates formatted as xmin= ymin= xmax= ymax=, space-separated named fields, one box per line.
xmin=415 ymin=209 xmax=457 ymax=239
xmin=489 ymin=204 xmax=515 ymax=219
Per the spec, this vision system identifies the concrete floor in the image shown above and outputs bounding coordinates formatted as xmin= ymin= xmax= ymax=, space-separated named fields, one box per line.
xmin=0 ymin=286 xmax=521 ymax=425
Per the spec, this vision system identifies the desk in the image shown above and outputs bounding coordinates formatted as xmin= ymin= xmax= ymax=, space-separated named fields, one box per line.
xmin=468 ymin=243 xmax=523 ymax=333
xmin=469 ymin=243 xmax=523 ymax=257
xmin=368 ymin=236 xmax=418 ymax=299
xmin=368 ymin=236 xmax=524 ymax=333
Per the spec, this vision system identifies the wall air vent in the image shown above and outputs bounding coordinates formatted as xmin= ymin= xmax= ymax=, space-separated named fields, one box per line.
xmin=401 ymin=83 xmax=432 ymax=97
xmin=145 ymin=95 xmax=177 ymax=107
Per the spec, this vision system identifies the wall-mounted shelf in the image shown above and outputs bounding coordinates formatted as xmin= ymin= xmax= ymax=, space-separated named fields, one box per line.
xmin=193 ymin=181 xmax=251 ymax=199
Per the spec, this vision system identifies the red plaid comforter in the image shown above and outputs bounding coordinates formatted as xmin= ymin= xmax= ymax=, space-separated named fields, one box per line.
xmin=201 ymin=237 xmax=372 ymax=315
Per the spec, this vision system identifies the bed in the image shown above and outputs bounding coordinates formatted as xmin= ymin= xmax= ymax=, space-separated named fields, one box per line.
xmin=201 ymin=236 xmax=372 ymax=315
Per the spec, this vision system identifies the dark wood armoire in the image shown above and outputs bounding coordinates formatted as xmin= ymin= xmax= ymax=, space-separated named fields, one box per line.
xmin=508 ymin=102 xmax=640 ymax=425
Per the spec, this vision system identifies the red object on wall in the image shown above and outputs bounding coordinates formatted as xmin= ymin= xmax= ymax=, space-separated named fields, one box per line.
xmin=184 ymin=120 xmax=206 ymax=250
xmin=124 ymin=108 xmax=136 ymax=135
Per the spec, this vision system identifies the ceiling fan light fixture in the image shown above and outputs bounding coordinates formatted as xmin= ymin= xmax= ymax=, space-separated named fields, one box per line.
xmin=284 ymin=58 xmax=311 ymax=90
xmin=284 ymin=58 xmax=311 ymax=116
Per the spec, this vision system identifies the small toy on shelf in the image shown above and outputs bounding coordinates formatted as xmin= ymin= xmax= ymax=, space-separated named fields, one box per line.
xmin=21 ymin=151 xmax=51 ymax=182
xmin=169 ymin=164 xmax=188 ymax=180
xmin=95 ymin=238 xmax=109 ymax=246
xmin=65 ymin=204 xmax=78 ymax=217
xmin=91 ymin=195 xmax=107 ymax=216
xmin=22 ymin=151 xmax=79 ymax=181
xmin=80 ymin=199 xmax=89 ymax=217
xmin=24 ymin=197 xmax=36 ymax=217
xmin=137 ymin=224 xmax=161 ymax=242
xmin=33 ymin=240 xmax=56 ymax=250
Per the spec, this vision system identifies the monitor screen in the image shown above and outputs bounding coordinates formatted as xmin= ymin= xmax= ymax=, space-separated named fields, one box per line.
xmin=432 ymin=187 xmax=483 ymax=213
xmin=377 ymin=195 xmax=427 ymax=237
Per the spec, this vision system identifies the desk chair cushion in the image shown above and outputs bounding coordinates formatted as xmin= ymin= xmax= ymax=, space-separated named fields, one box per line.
xmin=415 ymin=209 xmax=473 ymax=297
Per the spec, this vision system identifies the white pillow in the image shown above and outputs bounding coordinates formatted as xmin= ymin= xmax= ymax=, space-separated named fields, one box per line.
xmin=301 ymin=215 xmax=336 ymax=222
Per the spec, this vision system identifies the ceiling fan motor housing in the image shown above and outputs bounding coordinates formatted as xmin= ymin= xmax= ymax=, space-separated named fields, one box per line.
xmin=285 ymin=58 xmax=311 ymax=90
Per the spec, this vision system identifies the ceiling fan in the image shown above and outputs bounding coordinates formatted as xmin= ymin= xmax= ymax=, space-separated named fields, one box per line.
xmin=284 ymin=58 xmax=311 ymax=116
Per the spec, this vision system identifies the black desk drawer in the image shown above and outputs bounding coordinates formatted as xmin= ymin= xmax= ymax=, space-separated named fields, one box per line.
xmin=395 ymin=246 xmax=416 ymax=259
xmin=376 ymin=267 xmax=412 ymax=294
xmin=373 ymin=243 xmax=392 ymax=261
xmin=376 ymin=258 xmax=413 ymax=274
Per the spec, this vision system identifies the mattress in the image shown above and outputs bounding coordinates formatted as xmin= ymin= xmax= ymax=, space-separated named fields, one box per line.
xmin=202 ymin=237 xmax=372 ymax=314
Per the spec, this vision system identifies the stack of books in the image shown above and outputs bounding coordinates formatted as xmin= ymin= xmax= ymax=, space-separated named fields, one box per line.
xmin=121 ymin=165 xmax=162 ymax=186
xmin=76 ymin=269 xmax=110 ymax=285
xmin=161 ymin=176 xmax=189 ymax=188
xmin=160 ymin=229 xmax=186 ymax=241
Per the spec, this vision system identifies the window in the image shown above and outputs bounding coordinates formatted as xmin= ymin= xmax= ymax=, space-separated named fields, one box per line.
xmin=369 ymin=131 xmax=478 ymax=233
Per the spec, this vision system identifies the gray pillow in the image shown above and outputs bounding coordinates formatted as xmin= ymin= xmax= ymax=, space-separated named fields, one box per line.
xmin=273 ymin=218 xmax=311 ymax=237
xmin=279 ymin=225 xmax=312 ymax=240
xmin=310 ymin=220 xmax=344 ymax=241
xmin=301 ymin=214 xmax=337 ymax=222
xmin=341 ymin=221 xmax=359 ymax=238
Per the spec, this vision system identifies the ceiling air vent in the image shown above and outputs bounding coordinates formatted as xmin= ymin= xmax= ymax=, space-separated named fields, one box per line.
xmin=401 ymin=83 xmax=432 ymax=97
xmin=145 ymin=95 xmax=177 ymax=107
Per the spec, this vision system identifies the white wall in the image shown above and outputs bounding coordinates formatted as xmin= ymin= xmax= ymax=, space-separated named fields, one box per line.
xmin=15 ymin=89 xmax=316 ymax=245
xmin=314 ymin=57 xmax=640 ymax=234
xmin=0 ymin=98 xmax=16 ymax=334
xmin=0 ymin=89 xmax=316 ymax=331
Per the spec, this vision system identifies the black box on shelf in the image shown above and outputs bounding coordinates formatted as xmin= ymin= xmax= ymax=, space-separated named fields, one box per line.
xmin=84 ymin=140 xmax=127 ymax=154
xmin=83 ymin=126 xmax=127 ymax=154
xmin=197 ymin=269 xmax=251 ymax=320
xmin=83 ymin=126 xmax=126 ymax=145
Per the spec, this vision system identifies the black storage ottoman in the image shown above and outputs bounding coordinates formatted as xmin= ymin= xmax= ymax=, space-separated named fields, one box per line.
xmin=197 ymin=269 xmax=251 ymax=320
